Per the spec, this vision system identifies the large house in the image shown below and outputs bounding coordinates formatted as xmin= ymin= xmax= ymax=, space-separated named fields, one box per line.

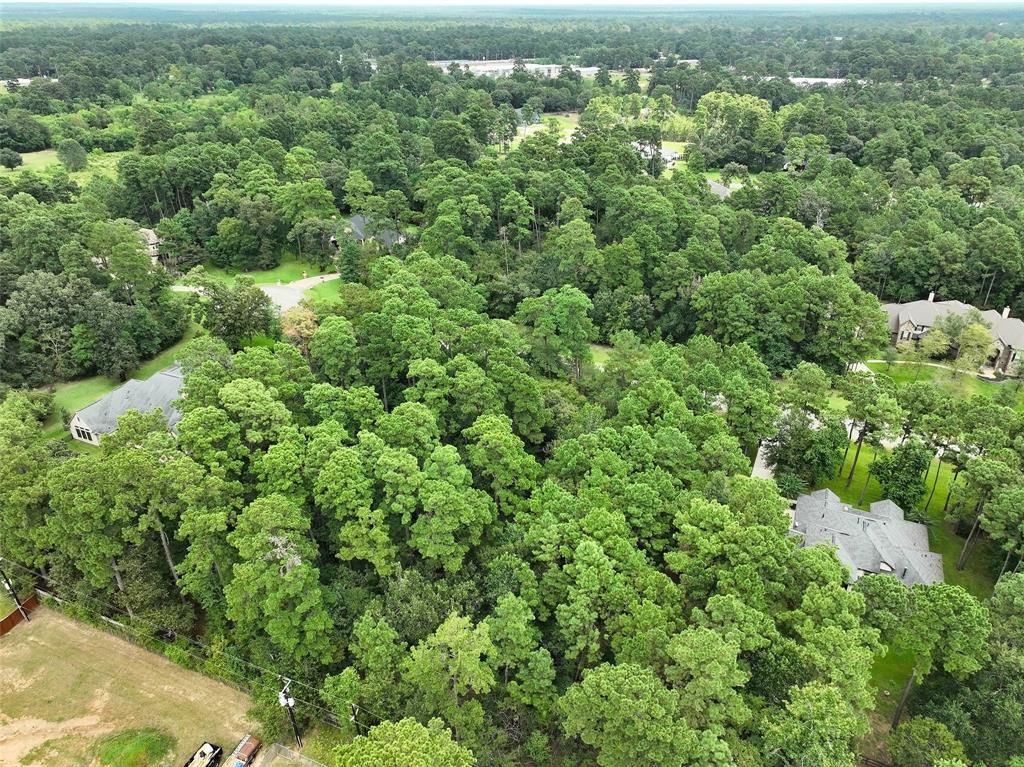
xmin=69 ymin=365 xmax=184 ymax=445
xmin=790 ymin=489 xmax=943 ymax=586
xmin=882 ymin=294 xmax=1024 ymax=373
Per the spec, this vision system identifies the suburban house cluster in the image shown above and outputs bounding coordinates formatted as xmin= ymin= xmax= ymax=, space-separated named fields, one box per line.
xmin=69 ymin=365 xmax=184 ymax=445
xmin=790 ymin=489 xmax=944 ymax=586
xmin=882 ymin=293 xmax=1024 ymax=373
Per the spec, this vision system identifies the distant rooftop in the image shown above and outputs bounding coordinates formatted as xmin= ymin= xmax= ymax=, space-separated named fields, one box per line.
xmin=791 ymin=489 xmax=943 ymax=586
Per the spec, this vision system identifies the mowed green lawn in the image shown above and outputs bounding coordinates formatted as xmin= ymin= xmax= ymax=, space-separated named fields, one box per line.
xmin=866 ymin=360 xmax=1024 ymax=409
xmin=818 ymin=442 xmax=1002 ymax=740
xmin=303 ymin=278 xmax=342 ymax=303
xmin=40 ymin=325 xmax=199 ymax=441
xmin=822 ymin=444 xmax=1000 ymax=598
xmin=187 ymin=251 xmax=332 ymax=288
xmin=0 ymin=149 xmax=128 ymax=185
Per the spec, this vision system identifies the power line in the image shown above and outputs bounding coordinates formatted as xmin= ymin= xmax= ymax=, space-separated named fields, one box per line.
xmin=2 ymin=557 xmax=369 ymax=729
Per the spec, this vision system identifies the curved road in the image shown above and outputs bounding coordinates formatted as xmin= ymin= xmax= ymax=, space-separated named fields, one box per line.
xmin=258 ymin=272 xmax=341 ymax=311
xmin=172 ymin=272 xmax=341 ymax=311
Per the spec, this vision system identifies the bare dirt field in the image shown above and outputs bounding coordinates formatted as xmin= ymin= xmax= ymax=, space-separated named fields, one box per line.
xmin=0 ymin=608 xmax=254 ymax=767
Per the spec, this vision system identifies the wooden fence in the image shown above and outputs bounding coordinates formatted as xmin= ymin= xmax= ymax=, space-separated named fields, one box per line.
xmin=0 ymin=592 xmax=40 ymax=636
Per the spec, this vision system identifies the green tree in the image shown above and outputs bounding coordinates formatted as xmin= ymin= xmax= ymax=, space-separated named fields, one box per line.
xmin=56 ymin=138 xmax=88 ymax=171
xmin=762 ymin=682 xmax=863 ymax=767
xmin=225 ymin=494 xmax=334 ymax=665
xmin=514 ymin=286 xmax=595 ymax=380
xmin=335 ymin=718 xmax=475 ymax=767
xmin=888 ymin=717 xmax=967 ymax=767
xmin=892 ymin=583 xmax=991 ymax=727
xmin=560 ymin=663 xmax=705 ymax=767
xmin=309 ymin=315 xmax=358 ymax=386
xmin=403 ymin=612 xmax=495 ymax=742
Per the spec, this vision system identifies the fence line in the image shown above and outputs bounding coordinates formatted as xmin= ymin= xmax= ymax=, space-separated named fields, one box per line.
xmin=261 ymin=743 xmax=329 ymax=767
xmin=0 ymin=592 xmax=40 ymax=636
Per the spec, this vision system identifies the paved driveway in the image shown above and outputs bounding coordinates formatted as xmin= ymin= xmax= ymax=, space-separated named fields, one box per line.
xmin=258 ymin=273 xmax=340 ymax=311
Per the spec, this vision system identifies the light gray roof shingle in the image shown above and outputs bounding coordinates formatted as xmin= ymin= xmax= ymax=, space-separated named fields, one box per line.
xmin=75 ymin=364 xmax=184 ymax=435
xmin=881 ymin=298 xmax=1024 ymax=349
xmin=707 ymin=179 xmax=732 ymax=199
xmin=791 ymin=489 xmax=943 ymax=586
xmin=346 ymin=214 xmax=403 ymax=249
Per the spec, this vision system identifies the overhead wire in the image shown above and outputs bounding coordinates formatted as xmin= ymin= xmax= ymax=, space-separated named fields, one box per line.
xmin=2 ymin=557 xmax=395 ymax=730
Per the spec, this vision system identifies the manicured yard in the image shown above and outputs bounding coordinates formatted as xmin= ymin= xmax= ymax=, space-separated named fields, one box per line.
xmin=40 ymin=325 xmax=198 ymax=440
xmin=822 ymin=444 xmax=999 ymax=599
xmin=819 ymin=442 xmax=1001 ymax=751
xmin=188 ymin=251 xmax=331 ymax=288
xmin=303 ymin=278 xmax=342 ymax=303
xmin=866 ymin=360 xmax=1024 ymax=408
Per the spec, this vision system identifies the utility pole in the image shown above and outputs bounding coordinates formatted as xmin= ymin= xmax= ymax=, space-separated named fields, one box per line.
xmin=0 ymin=558 xmax=30 ymax=622
xmin=278 ymin=680 xmax=302 ymax=749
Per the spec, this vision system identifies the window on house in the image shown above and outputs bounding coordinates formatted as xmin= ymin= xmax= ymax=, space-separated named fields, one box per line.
xmin=74 ymin=426 xmax=94 ymax=442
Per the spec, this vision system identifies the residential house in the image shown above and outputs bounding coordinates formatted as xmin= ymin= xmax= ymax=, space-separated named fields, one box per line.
xmin=790 ymin=489 xmax=943 ymax=586
xmin=707 ymin=179 xmax=732 ymax=200
xmin=69 ymin=364 xmax=184 ymax=445
xmin=138 ymin=227 xmax=161 ymax=265
xmin=881 ymin=293 xmax=1024 ymax=372
xmin=345 ymin=214 xmax=404 ymax=250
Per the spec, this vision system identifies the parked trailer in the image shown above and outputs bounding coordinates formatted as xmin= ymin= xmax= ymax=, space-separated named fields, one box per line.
xmin=183 ymin=742 xmax=222 ymax=767
xmin=227 ymin=735 xmax=262 ymax=767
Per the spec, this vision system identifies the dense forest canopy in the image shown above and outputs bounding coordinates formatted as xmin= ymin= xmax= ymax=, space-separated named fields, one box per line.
xmin=2 ymin=6 xmax=1024 ymax=767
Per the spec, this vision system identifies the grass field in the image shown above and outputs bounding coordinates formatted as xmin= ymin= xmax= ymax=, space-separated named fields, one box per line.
xmin=866 ymin=360 xmax=1024 ymax=409
xmin=589 ymin=342 xmax=611 ymax=369
xmin=303 ymin=279 xmax=342 ymax=303
xmin=0 ymin=608 xmax=253 ymax=767
xmin=0 ymin=149 xmax=127 ymax=185
xmin=94 ymin=728 xmax=175 ymax=767
xmin=187 ymin=252 xmax=331 ymax=288
xmin=40 ymin=325 xmax=199 ymax=441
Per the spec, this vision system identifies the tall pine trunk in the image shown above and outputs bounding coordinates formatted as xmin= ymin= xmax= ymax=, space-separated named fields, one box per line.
xmin=892 ymin=669 xmax=916 ymax=729
xmin=111 ymin=557 xmax=135 ymax=619
xmin=924 ymin=459 xmax=944 ymax=512
xmin=846 ymin=432 xmax=866 ymax=487
xmin=957 ymin=510 xmax=983 ymax=570
xmin=943 ymin=467 xmax=962 ymax=513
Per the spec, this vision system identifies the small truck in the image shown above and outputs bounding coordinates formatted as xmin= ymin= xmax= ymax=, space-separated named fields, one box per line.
xmin=183 ymin=743 xmax=222 ymax=767
xmin=226 ymin=735 xmax=262 ymax=767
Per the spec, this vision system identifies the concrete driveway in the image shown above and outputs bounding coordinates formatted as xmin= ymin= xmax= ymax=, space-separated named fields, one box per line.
xmin=258 ymin=273 xmax=340 ymax=311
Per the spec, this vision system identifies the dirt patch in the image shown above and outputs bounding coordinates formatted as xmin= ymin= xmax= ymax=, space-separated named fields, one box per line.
xmin=0 ymin=608 xmax=254 ymax=766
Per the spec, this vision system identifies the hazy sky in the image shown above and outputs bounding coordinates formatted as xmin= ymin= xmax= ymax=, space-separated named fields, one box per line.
xmin=8 ymin=0 xmax=1023 ymax=5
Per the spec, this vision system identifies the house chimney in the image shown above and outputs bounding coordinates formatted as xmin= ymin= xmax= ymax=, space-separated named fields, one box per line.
xmin=927 ymin=291 xmax=935 ymax=302
xmin=1003 ymin=306 xmax=1011 ymax=319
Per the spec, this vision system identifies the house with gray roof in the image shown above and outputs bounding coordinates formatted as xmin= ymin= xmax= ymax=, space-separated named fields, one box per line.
xmin=882 ymin=293 xmax=1024 ymax=373
xmin=707 ymin=179 xmax=732 ymax=200
xmin=790 ymin=489 xmax=943 ymax=586
xmin=69 ymin=364 xmax=184 ymax=445
xmin=344 ymin=214 xmax=404 ymax=251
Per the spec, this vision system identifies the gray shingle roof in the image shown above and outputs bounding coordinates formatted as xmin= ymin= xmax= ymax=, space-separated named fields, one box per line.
xmin=881 ymin=298 xmax=1024 ymax=349
xmin=791 ymin=489 xmax=943 ymax=586
xmin=74 ymin=364 xmax=184 ymax=435
xmin=346 ymin=214 xmax=403 ymax=250
xmin=707 ymin=179 xmax=732 ymax=199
